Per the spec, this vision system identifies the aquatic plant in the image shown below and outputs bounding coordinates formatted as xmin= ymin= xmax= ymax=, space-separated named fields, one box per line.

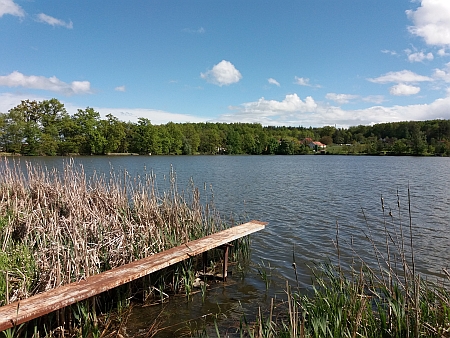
xmin=242 ymin=188 xmax=450 ymax=337
xmin=0 ymin=157 xmax=245 ymax=336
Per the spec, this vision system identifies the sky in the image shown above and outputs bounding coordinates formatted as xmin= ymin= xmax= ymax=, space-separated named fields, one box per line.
xmin=1 ymin=0 xmax=450 ymax=128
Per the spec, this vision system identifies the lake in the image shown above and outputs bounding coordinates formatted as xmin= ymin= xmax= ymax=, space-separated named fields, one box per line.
xmin=5 ymin=155 xmax=450 ymax=335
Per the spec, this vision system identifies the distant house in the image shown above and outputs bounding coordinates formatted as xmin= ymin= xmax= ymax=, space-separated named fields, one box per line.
xmin=309 ymin=141 xmax=326 ymax=150
xmin=302 ymin=138 xmax=313 ymax=145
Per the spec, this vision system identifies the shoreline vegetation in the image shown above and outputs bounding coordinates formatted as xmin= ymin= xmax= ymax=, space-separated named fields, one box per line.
xmin=242 ymin=191 xmax=450 ymax=338
xmin=1 ymin=99 xmax=450 ymax=157
xmin=0 ymin=158 xmax=250 ymax=336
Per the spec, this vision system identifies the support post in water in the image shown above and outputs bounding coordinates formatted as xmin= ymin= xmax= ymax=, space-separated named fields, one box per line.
xmin=202 ymin=251 xmax=208 ymax=275
xmin=221 ymin=244 xmax=232 ymax=281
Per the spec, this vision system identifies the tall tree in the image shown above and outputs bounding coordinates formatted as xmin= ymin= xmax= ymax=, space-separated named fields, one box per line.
xmin=72 ymin=108 xmax=106 ymax=155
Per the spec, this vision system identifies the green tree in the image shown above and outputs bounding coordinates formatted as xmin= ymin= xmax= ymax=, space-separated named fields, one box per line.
xmin=73 ymin=107 xmax=106 ymax=154
xmin=410 ymin=122 xmax=427 ymax=155
xmin=181 ymin=123 xmax=200 ymax=155
xmin=134 ymin=118 xmax=159 ymax=154
xmin=199 ymin=125 xmax=221 ymax=154
xmin=40 ymin=98 xmax=68 ymax=155
xmin=100 ymin=114 xmax=127 ymax=154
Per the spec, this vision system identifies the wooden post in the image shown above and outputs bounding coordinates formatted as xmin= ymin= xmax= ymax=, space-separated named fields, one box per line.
xmin=202 ymin=251 xmax=208 ymax=275
xmin=222 ymin=244 xmax=231 ymax=281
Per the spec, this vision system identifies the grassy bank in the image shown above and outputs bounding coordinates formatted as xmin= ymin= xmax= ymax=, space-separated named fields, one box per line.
xmin=0 ymin=158 xmax=248 ymax=336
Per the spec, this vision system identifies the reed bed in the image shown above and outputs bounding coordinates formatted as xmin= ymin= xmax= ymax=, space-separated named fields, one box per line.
xmin=244 ymin=189 xmax=450 ymax=338
xmin=0 ymin=157 xmax=229 ymax=308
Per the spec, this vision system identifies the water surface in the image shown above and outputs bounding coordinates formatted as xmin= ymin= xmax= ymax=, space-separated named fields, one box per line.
xmin=6 ymin=155 xmax=449 ymax=335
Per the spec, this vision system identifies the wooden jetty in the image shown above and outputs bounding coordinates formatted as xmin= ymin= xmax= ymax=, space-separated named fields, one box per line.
xmin=0 ymin=220 xmax=266 ymax=331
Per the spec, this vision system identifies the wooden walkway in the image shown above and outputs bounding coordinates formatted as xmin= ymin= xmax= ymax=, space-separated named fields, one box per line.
xmin=0 ymin=220 xmax=266 ymax=331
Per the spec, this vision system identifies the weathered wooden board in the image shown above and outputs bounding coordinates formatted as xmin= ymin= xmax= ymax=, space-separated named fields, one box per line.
xmin=0 ymin=220 xmax=266 ymax=331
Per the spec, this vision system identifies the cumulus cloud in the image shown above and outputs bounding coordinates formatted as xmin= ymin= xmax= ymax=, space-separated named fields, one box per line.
xmin=217 ymin=93 xmax=450 ymax=127
xmin=406 ymin=50 xmax=434 ymax=62
xmin=36 ymin=13 xmax=73 ymax=28
xmin=389 ymin=84 xmax=421 ymax=96
xmin=201 ymin=60 xmax=242 ymax=86
xmin=0 ymin=71 xmax=91 ymax=95
xmin=325 ymin=93 xmax=359 ymax=104
xmin=368 ymin=70 xmax=433 ymax=83
xmin=406 ymin=0 xmax=450 ymax=46
xmin=115 ymin=85 xmax=126 ymax=92
xmin=268 ymin=78 xmax=280 ymax=86
xmin=433 ymin=62 xmax=450 ymax=82
xmin=0 ymin=0 xmax=24 ymax=17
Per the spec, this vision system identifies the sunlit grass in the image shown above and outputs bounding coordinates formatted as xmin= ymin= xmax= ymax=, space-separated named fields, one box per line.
xmin=243 ymin=189 xmax=450 ymax=338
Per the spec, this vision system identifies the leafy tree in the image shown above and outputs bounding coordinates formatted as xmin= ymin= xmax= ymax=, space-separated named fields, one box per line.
xmin=410 ymin=122 xmax=427 ymax=155
xmin=40 ymin=99 xmax=68 ymax=155
xmin=72 ymin=108 xmax=106 ymax=154
xmin=134 ymin=118 xmax=159 ymax=154
xmin=181 ymin=123 xmax=200 ymax=155
xmin=319 ymin=135 xmax=333 ymax=145
xmin=100 ymin=114 xmax=127 ymax=153
xmin=165 ymin=122 xmax=183 ymax=154
xmin=199 ymin=125 xmax=221 ymax=154
xmin=392 ymin=139 xmax=409 ymax=155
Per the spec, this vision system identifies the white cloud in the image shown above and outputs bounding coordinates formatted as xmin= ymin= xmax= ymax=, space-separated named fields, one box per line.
xmin=389 ymin=84 xmax=421 ymax=96
xmin=325 ymin=93 xmax=359 ymax=104
xmin=268 ymin=78 xmax=280 ymax=86
xmin=406 ymin=0 xmax=450 ymax=46
xmin=36 ymin=13 xmax=73 ymax=29
xmin=294 ymin=76 xmax=321 ymax=88
xmin=446 ymin=88 xmax=450 ymax=96
xmin=362 ymin=95 xmax=386 ymax=104
xmin=368 ymin=70 xmax=433 ymax=83
xmin=433 ymin=62 xmax=450 ymax=82
xmin=294 ymin=77 xmax=310 ymax=86
xmin=0 ymin=0 xmax=24 ymax=17
xmin=201 ymin=60 xmax=242 ymax=86
xmin=0 ymin=71 xmax=91 ymax=95
xmin=438 ymin=48 xmax=449 ymax=56
xmin=406 ymin=51 xmax=434 ymax=62
xmin=381 ymin=49 xmax=398 ymax=56
xmin=89 ymin=107 xmax=208 ymax=125
xmin=217 ymin=93 xmax=450 ymax=127
xmin=115 ymin=85 xmax=126 ymax=92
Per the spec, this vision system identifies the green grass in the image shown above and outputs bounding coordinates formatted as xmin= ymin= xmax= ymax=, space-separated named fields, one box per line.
xmin=242 ymin=189 xmax=450 ymax=338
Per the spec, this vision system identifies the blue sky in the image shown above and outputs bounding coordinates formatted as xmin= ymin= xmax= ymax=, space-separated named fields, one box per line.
xmin=1 ymin=0 xmax=450 ymax=127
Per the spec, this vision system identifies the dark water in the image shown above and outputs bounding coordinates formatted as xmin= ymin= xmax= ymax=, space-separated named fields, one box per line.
xmin=5 ymin=155 xmax=450 ymax=336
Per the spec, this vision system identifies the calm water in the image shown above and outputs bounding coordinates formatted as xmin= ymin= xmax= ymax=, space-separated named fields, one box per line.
xmin=5 ymin=155 xmax=450 ymax=335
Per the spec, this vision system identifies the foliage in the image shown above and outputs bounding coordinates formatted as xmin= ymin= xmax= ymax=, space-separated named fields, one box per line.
xmin=1 ymin=99 xmax=450 ymax=156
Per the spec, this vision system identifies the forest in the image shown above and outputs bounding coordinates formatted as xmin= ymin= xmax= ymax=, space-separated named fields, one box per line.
xmin=1 ymin=98 xmax=450 ymax=156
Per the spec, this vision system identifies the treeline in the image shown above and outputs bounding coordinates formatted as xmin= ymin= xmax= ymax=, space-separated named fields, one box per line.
xmin=1 ymin=98 xmax=450 ymax=156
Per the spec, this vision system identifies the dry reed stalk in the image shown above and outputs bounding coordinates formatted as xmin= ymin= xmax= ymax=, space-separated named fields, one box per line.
xmin=0 ymin=157 xmax=227 ymax=305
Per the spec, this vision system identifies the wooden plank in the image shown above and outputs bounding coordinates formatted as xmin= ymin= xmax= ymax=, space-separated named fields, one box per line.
xmin=0 ymin=220 xmax=266 ymax=331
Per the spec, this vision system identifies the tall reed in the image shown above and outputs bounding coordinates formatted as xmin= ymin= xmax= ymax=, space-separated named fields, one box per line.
xmin=0 ymin=157 xmax=229 ymax=307
xmin=243 ymin=188 xmax=450 ymax=337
